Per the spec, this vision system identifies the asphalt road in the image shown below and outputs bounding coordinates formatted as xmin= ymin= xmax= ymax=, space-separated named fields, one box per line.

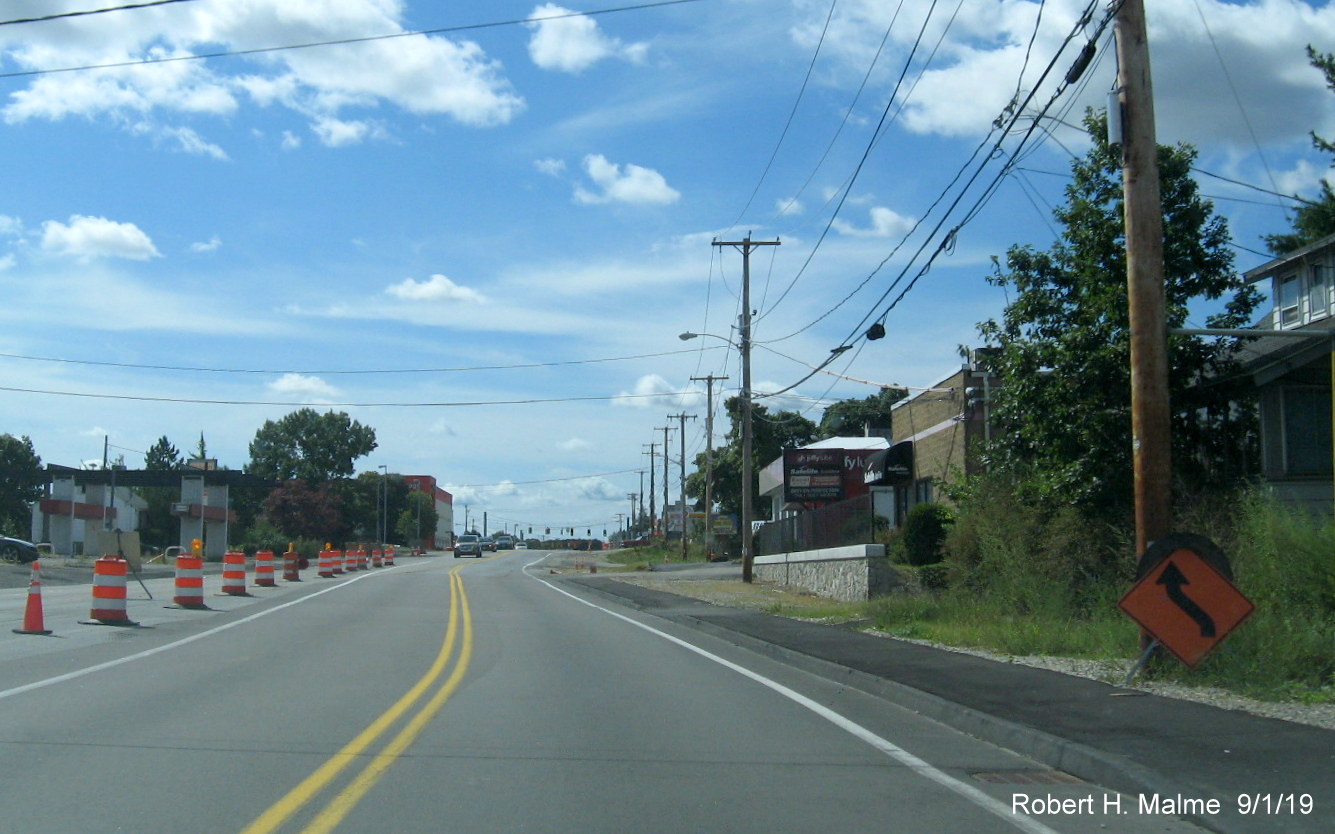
xmin=0 ymin=552 xmax=1207 ymax=833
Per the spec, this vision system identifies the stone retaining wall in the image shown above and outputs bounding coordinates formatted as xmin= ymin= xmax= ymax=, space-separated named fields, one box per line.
xmin=754 ymin=544 xmax=894 ymax=602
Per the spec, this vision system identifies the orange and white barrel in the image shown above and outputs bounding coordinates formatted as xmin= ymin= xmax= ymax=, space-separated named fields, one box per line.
xmin=318 ymin=550 xmax=334 ymax=578
xmin=222 ymin=550 xmax=248 ymax=595
xmin=173 ymin=553 xmax=208 ymax=609
xmin=371 ymin=549 xmax=383 ymax=568
xmin=358 ymin=549 xmax=368 ymax=570
xmin=283 ymin=549 xmax=301 ymax=582
xmin=89 ymin=555 xmax=136 ymax=625
xmin=384 ymin=547 xmax=395 ymax=566
xmin=255 ymin=549 xmax=276 ymax=587
xmin=331 ymin=550 xmax=345 ymax=575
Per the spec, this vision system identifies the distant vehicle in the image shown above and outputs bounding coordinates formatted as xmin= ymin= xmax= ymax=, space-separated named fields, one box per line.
xmin=495 ymin=535 xmax=515 ymax=550
xmin=0 ymin=536 xmax=39 ymax=564
xmin=482 ymin=537 xmax=496 ymax=552
xmin=454 ymin=534 xmax=483 ymax=558
xmin=515 ymin=541 xmax=528 ymax=550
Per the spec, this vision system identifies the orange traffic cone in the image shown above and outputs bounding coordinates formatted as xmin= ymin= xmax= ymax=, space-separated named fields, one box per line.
xmin=13 ymin=560 xmax=52 ymax=636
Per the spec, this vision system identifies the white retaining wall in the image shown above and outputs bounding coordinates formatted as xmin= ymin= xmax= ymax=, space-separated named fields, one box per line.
xmin=754 ymin=544 xmax=895 ymax=602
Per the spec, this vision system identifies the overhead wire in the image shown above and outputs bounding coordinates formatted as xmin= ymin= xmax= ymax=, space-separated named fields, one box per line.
xmin=724 ymin=0 xmax=840 ymax=233
xmin=0 ymin=0 xmax=704 ymax=80
xmin=834 ymin=0 xmax=1112 ymax=347
xmin=0 ymin=0 xmax=199 ymax=27
xmin=754 ymin=0 xmax=956 ymax=325
xmin=0 ymin=346 xmax=723 ymax=376
xmin=0 ymin=384 xmax=707 ymax=408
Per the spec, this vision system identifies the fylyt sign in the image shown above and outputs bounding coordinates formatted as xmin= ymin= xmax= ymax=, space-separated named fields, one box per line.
xmin=1118 ymin=535 xmax=1254 ymax=668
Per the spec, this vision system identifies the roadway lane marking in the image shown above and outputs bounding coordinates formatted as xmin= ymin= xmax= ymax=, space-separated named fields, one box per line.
xmin=300 ymin=569 xmax=474 ymax=834
xmin=526 ymin=558 xmax=1060 ymax=834
xmin=243 ymin=562 xmax=477 ymax=834
xmin=0 ymin=568 xmax=395 ymax=703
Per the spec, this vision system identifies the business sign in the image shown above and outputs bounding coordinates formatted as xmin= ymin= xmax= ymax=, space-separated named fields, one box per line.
xmin=1118 ymin=535 xmax=1255 ymax=668
xmin=784 ymin=449 xmax=845 ymax=502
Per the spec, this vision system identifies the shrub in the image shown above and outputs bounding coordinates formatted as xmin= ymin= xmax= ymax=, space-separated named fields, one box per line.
xmin=903 ymin=503 xmax=953 ymax=566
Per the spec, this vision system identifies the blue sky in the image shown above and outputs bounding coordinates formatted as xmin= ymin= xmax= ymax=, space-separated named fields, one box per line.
xmin=1 ymin=0 xmax=1332 ymax=536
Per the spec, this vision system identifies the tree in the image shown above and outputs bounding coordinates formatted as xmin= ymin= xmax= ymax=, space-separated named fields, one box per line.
xmin=262 ymin=479 xmax=344 ymax=541
xmin=818 ymin=387 xmax=906 ymax=438
xmin=1265 ymin=46 xmax=1335 ymax=255
xmin=247 ymin=409 xmax=377 ymax=484
xmin=687 ymin=397 xmax=818 ymax=521
xmin=396 ymin=490 xmax=439 ymax=546
xmin=977 ymin=109 xmax=1262 ymax=515
xmin=0 ymin=434 xmax=42 ymax=537
xmin=138 ymin=436 xmax=185 ymax=548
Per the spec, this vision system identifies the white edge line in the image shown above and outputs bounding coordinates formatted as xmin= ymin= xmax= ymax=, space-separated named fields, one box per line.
xmin=0 ymin=568 xmax=396 ymax=702
xmin=523 ymin=556 xmax=1059 ymax=834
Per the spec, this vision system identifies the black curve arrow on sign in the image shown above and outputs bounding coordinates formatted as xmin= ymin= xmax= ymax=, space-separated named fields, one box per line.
xmin=1157 ymin=561 xmax=1216 ymax=638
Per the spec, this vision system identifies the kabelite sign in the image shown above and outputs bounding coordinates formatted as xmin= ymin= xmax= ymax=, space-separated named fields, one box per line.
xmin=783 ymin=449 xmax=844 ymax=502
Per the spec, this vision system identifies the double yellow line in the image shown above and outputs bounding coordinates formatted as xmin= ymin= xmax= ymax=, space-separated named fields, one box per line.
xmin=242 ymin=562 xmax=476 ymax=834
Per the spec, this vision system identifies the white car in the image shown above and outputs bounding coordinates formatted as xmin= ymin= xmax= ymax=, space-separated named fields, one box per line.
xmin=515 ymin=541 xmax=528 ymax=550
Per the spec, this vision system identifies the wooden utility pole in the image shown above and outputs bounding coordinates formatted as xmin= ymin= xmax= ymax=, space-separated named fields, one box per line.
xmin=713 ymin=235 xmax=780 ymax=582
xmin=668 ymin=412 xmax=697 ymax=560
xmin=1116 ymin=0 xmax=1171 ymax=558
xmin=658 ymin=425 xmax=673 ymax=540
xmin=643 ymin=443 xmax=657 ymax=535
xmin=692 ymin=374 xmax=729 ymax=558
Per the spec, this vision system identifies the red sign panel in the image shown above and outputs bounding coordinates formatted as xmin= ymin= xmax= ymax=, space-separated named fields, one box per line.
xmin=1118 ymin=547 xmax=1255 ymax=668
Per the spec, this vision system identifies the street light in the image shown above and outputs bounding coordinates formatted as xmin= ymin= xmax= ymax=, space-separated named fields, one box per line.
xmin=680 ymin=329 xmax=755 ymax=581
xmin=378 ymin=464 xmax=387 ymax=547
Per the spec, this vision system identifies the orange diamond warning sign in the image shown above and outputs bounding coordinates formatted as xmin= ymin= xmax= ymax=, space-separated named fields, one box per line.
xmin=1118 ymin=544 xmax=1255 ymax=668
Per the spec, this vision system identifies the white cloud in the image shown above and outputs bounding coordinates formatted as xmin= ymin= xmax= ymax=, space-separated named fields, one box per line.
xmin=0 ymin=254 xmax=15 ymax=272
xmin=40 ymin=215 xmax=160 ymax=261
xmin=190 ymin=235 xmax=222 ymax=253
xmin=1 ymin=1 xmax=525 ymax=143
xmin=612 ymin=374 xmax=702 ymax=408
xmin=525 ymin=4 xmax=648 ymax=73
xmin=281 ymin=130 xmax=302 ymax=150
xmin=575 ymin=154 xmax=680 ymax=206
xmin=386 ymin=274 xmax=486 ymax=304
xmin=833 ymin=206 xmax=916 ymax=238
xmin=776 ymin=197 xmax=805 ymax=216
xmin=559 ymin=437 xmax=592 ymax=451
xmin=267 ymin=373 xmax=340 ymax=400
xmin=0 ymin=215 xmax=25 ymax=236
xmin=808 ymin=0 xmax=1335 ymax=149
xmin=312 ymin=116 xmax=383 ymax=147
xmin=534 ymin=157 xmax=567 ymax=176
xmin=157 ymin=125 xmax=229 ymax=159
xmin=427 ymin=420 xmax=458 ymax=437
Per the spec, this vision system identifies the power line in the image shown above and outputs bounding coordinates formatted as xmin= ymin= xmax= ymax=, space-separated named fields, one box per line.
xmin=0 ymin=346 xmax=722 ymax=375
xmin=0 ymin=384 xmax=705 ymax=408
xmin=0 ymin=0 xmax=704 ymax=80
xmin=0 ymin=0 xmax=198 ymax=28
xmin=448 ymin=468 xmax=641 ymax=488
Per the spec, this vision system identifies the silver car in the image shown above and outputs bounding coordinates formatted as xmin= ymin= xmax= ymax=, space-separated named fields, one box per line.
xmin=454 ymin=534 xmax=483 ymax=558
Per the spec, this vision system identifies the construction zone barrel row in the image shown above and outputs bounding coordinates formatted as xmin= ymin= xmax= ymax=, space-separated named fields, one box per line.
xmin=12 ymin=543 xmax=400 ymax=638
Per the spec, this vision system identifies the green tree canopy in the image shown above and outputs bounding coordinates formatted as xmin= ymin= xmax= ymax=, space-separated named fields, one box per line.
xmin=818 ymin=387 xmax=906 ymax=439
xmin=0 ymin=434 xmax=42 ymax=537
xmin=687 ymin=397 xmax=818 ymax=521
xmin=247 ymin=409 xmax=377 ymax=484
xmin=1265 ymin=46 xmax=1335 ymax=255
xmin=138 ymin=436 xmax=186 ymax=548
xmin=977 ymin=110 xmax=1262 ymax=515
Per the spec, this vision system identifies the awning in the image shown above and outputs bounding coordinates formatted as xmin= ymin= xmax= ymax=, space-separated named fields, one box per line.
xmin=864 ymin=441 xmax=913 ymax=485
